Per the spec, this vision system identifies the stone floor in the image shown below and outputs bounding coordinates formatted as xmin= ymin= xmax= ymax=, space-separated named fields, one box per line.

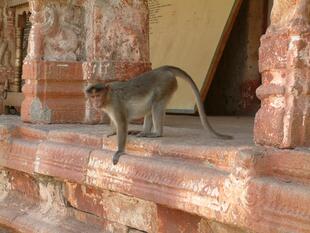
xmin=0 ymin=114 xmax=255 ymax=163
xmin=0 ymin=115 xmax=309 ymax=233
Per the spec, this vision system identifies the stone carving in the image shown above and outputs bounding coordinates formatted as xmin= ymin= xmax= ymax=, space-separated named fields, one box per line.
xmin=27 ymin=0 xmax=84 ymax=61
xmin=43 ymin=2 xmax=84 ymax=61
xmin=0 ymin=7 xmax=13 ymax=67
xmin=269 ymin=0 xmax=310 ymax=32
xmin=255 ymin=0 xmax=310 ymax=147
xmin=27 ymin=0 xmax=46 ymax=60
xmin=91 ymin=0 xmax=148 ymax=63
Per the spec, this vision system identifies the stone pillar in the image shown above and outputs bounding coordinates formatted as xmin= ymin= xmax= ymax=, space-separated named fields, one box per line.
xmin=254 ymin=0 xmax=310 ymax=148
xmin=0 ymin=5 xmax=15 ymax=114
xmin=21 ymin=0 xmax=151 ymax=123
xmin=21 ymin=0 xmax=86 ymax=123
xmin=83 ymin=0 xmax=151 ymax=123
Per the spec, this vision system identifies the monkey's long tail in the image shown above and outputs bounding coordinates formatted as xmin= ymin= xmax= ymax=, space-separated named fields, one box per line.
xmin=165 ymin=65 xmax=233 ymax=140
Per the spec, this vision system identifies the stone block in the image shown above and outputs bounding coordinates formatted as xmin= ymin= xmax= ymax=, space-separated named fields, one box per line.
xmin=9 ymin=170 xmax=40 ymax=201
xmin=6 ymin=138 xmax=38 ymax=174
xmin=35 ymin=141 xmax=90 ymax=183
xmin=157 ymin=205 xmax=202 ymax=233
xmin=70 ymin=208 xmax=128 ymax=233
xmin=21 ymin=61 xmax=86 ymax=124
xmin=64 ymin=182 xmax=157 ymax=233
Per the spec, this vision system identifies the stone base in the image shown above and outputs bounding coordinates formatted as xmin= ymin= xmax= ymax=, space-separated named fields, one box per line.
xmin=0 ymin=116 xmax=309 ymax=233
xmin=21 ymin=60 xmax=85 ymax=123
xmin=20 ymin=60 xmax=152 ymax=124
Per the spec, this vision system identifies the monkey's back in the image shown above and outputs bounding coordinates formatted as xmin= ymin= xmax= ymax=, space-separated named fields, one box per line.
xmin=110 ymin=67 xmax=178 ymax=101
xmin=108 ymin=67 xmax=178 ymax=119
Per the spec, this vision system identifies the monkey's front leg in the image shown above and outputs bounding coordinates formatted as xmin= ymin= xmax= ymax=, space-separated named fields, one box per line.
xmin=112 ymin=118 xmax=128 ymax=165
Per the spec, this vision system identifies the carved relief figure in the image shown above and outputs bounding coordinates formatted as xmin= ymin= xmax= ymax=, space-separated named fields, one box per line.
xmin=43 ymin=2 xmax=84 ymax=61
xmin=27 ymin=0 xmax=84 ymax=61
xmin=0 ymin=8 xmax=13 ymax=67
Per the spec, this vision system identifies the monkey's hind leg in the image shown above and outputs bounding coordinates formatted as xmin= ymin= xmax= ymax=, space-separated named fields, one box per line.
xmin=136 ymin=113 xmax=153 ymax=137
xmin=137 ymin=101 xmax=166 ymax=138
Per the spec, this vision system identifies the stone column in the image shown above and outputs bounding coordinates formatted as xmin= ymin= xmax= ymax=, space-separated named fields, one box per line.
xmin=21 ymin=0 xmax=150 ymax=123
xmin=21 ymin=0 xmax=86 ymax=123
xmin=83 ymin=0 xmax=151 ymax=124
xmin=254 ymin=0 xmax=310 ymax=148
xmin=0 ymin=5 xmax=15 ymax=114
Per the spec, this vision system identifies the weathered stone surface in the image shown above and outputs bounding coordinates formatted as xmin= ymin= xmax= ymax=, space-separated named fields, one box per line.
xmin=84 ymin=0 xmax=149 ymax=63
xmin=21 ymin=61 xmax=85 ymax=123
xmin=0 ymin=4 xmax=16 ymax=115
xmin=254 ymin=0 xmax=310 ymax=148
xmin=9 ymin=170 xmax=39 ymax=200
xmin=64 ymin=182 xmax=157 ymax=233
xmin=82 ymin=0 xmax=151 ymax=123
xmin=70 ymin=208 xmax=128 ymax=233
xmin=26 ymin=0 xmax=85 ymax=61
xmin=22 ymin=0 xmax=151 ymax=124
xmin=35 ymin=141 xmax=90 ymax=183
xmin=0 ymin=116 xmax=309 ymax=233
xmin=202 ymin=220 xmax=251 ymax=233
xmin=0 ymin=191 xmax=105 ymax=233
xmin=157 ymin=205 xmax=202 ymax=233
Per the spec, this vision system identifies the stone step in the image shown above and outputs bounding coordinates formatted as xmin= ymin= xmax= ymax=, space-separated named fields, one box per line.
xmin=0 ymin=192 xmax=106 ymax=233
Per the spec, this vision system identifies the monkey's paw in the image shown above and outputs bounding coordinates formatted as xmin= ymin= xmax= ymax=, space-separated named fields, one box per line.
xmin=112 ymin=150 xmax=125 ymax=165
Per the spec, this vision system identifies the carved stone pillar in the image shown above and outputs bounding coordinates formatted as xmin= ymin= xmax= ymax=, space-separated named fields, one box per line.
xmin=254 ymin=0 xmax=310 ymax=148
xmin=0 ymin=5 xmax=15 ymax=114
xmin=21 ymin=0 xmax=85 ymax=123
xmin=21 ymin=0 xmax=151 ymax=123
xmin=83 ymin=0 xmax=151 ymax=123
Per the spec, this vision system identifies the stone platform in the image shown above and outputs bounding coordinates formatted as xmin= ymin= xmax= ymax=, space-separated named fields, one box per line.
xmin=0 ymin=115 xmax=309 ymax=233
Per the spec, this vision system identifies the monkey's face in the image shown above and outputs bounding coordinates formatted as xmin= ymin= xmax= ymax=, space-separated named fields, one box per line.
xmin=88 ymin=90 xmax=106 ymax=109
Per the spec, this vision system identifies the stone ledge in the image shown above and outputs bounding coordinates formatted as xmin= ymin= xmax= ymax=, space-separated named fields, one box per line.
xmin=0 ymin=115 xmax=310 ymax=233
xmin=0 ymin=192 xmax=106 ymax=233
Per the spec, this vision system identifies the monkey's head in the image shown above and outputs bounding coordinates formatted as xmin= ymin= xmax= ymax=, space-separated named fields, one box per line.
xmin=85 ymin=83 xmax=109 ymax=109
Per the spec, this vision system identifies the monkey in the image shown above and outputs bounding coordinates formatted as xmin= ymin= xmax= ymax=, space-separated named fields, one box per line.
xmin=85 ymin=66 xmax=233 ymax=165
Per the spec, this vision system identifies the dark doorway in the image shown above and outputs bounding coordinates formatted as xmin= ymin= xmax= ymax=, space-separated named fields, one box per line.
xmin=205 ymin=0 xmax=269 ymax=116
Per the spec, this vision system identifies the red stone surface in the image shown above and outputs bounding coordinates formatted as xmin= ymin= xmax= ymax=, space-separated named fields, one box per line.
xmin=254 ymin=1 xmax=310 ymax=148
xmin=0 ymin=5 xmax=15 ymax=98
xmin=157 ymin=205 xmax=202 ymax=233
xmin=21 ymin=61 xmax=85 ymax=123
xmin=35 ymin=141 xmax=90 ymax=183
xmin=64 ymin=182 xmax=157 ymax=233
xmin=0 ymin=115 xmax=309 ymax=233
xmin=0 ymin=192 xmax=105 ymax=233
xmin=22 ymin=0 xmax=151 ymax=124
xmin=9 ymin=170 xmax=40 ymax=200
